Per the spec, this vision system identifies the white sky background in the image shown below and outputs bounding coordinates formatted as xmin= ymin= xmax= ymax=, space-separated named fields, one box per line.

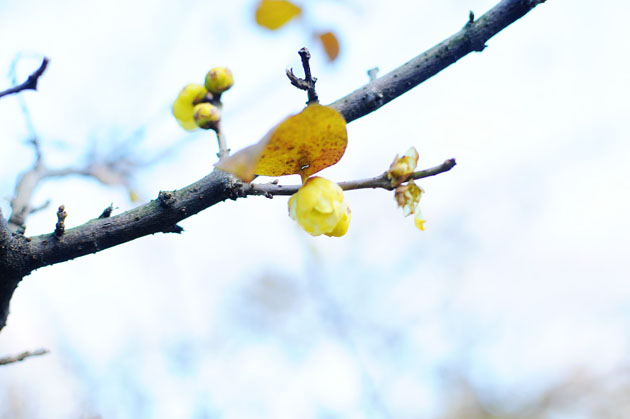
xmin=1 ymin=0 xmax=629 ymax=418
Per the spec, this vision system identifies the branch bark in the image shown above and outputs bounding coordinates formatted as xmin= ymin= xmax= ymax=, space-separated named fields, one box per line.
xmin=0 ymin=0 xmax=547 ymax=331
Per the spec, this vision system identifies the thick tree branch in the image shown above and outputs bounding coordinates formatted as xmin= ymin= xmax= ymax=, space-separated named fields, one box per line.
xmin=0 ymin=58 xmax=49 ymax=99
xmin=21 ymin=170 xmax=238 ymax=272
xmin=329 ymin=0 xmax=547 ymax=123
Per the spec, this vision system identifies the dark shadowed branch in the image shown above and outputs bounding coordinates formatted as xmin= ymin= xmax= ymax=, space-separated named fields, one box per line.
xmin=0 ymin=58 xmax=49 ymax=99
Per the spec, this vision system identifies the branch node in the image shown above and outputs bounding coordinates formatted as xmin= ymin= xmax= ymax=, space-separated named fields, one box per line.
xmin=367 ymin=67 xmax=380 ymax=81
xmin=286 ymin=47 xmax=319 ymax=104
xmin=98 ymin=203 xmax=115 ymax=219
xmin=157 ymin=191 xmax=176 ymax=208
xmin=54 ymin=205 xmax=67 ymax=237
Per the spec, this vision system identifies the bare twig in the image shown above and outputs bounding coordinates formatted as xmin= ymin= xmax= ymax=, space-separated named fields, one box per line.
xmin=0 ymin=348 xmax=49 ymax=366
xmin=214 ymin=121 xmax=230 ymax=160
xmin=247 ymin=159 xmax=456 ymax=196
xmin=54 ymin=205 xmax=67 ymax=237
xmin=8 ymin=161 xmax=134 ymax=233
xmin=0 ymin=58 xmax=49 ymax=99
xmin=286 ymin=47 xmax=319 ymax=104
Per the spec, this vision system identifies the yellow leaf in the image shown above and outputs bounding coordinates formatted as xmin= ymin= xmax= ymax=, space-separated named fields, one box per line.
xmin=217 ymin=104 xmax=347 ymax=182
xmin=255 ymin=0 xmax=302 ymax=30
xmin=318 ymin=31 xmax=340 ymax=62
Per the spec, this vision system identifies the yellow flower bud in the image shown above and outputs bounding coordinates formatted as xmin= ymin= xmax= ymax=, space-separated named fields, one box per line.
xmin=205 ymin=67 xmax=234 ymax=95
xmin=388 ymin=146 xmax=419 ymax=186
xmin=193 ymin=103 xmax=221 ymax=129
xmin=288 ymin=177 xmax=350 ymax=237
xmin=172 ymin=84 xmax=208 ymax=131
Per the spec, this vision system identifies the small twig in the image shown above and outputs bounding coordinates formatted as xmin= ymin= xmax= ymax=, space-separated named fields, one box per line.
xmin=247 ymin=159 xmax=456 ymax=196
xmin=27 ymin=137 xmax=44 ymax=164
xmin=29 ymin=199 xmax=51 ymax=214
xmin=214 ymin=121 xmax=230 ymax=160
xmin=367 ymin=67 xmax=380 ymax=81
xmin=286 ymin=47 xmax=319 ymax=104
xmin=0 ymin=348 xmax=50 ymax=366
xmin=0 ymin=57 xmax=49 ymax=99
xmin=8 ymin=161 xmax=133 ymax=233
xmin=54 ymin=205 xmax=67 ymax=237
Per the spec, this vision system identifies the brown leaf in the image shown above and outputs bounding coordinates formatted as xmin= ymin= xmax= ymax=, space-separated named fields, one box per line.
xmin=319 ymin=31 xmax=340 ymax=62
xmin=217 ymin=104 xmax=347 ymax=182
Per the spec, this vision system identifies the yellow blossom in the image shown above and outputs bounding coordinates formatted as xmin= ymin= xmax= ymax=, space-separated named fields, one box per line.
xmin=414 ymin=209 xmax=426 ymax=231
xmin=172 ymin=84 xmax=208 ymax=131
xmin=288 ymin=177 xmax=351 ymax=237
xmin=394 ymin=180 xmax=423 ymax=216
xmin=387 ymin=146 xmax=419 ymax=186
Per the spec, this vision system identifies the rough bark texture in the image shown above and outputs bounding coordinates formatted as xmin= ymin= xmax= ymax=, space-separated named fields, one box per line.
xmin=0 ymin=0 xmax=547 ymax=331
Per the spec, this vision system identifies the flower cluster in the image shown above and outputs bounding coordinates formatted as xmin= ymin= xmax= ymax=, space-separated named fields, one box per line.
xmin=172 ymin=67 xmax=233 ymax=131
xmin=288 ymin=177 xmax=351 ymax=237
xmin=388 ymin=147 xmax=426 ymax=231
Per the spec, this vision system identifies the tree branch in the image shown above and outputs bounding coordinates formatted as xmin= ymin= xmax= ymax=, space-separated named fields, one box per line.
xmin=0 ymin=0 xmax=546 ymax=331
xmin=246 ymin=159 xmax=456 ymax=196
xmin=21 ymin=170 xmax=239 ymax=272
xmin=0 ymin=348 xmax=49 ymax=366
xmin=329 ymin=0 xmax=547 ymax=123
xmin=0 ymin=58 xmax=49 ymax=99
xmin=8 ymin=159 xmax=135 ymax=233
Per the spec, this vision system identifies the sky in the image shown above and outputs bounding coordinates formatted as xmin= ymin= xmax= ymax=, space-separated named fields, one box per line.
xmin=1 ymin=0 xmax=629 ymax=418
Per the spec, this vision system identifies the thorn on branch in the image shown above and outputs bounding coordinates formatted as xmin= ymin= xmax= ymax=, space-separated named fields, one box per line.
xmin=367 ymin=67 xmax=380 ymax=82
xmin=286 ymin=47 xmax=319 ymax=105
xmin=0 ymin=348 xmax=50 ymax=366
xmin=0 ymin=57 xmax=50 ymax=99
xmin=98 ymin=203 xmax=115 ymax=219
xmin=163 ymin=224 xmax=184 ymax=234
xmin=54 ymin=205 xmax=67 ymax=237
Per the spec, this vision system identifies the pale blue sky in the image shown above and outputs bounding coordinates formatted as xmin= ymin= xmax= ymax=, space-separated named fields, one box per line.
xmin=1 ymin=0 xmax=629 ymax=418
